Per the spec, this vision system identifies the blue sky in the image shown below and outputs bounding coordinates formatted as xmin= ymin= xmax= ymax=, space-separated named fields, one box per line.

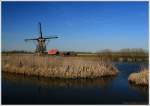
xmin=2 ymin=2 xmax=148 ymax=52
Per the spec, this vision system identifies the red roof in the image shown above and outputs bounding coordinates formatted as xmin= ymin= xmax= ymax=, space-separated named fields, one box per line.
xmin=48 ymin=48 xmax=58 ymax=55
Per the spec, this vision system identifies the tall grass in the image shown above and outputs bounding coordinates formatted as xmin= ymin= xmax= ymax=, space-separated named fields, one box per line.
xmin=2 ymin=54 xmax=119 ymax=78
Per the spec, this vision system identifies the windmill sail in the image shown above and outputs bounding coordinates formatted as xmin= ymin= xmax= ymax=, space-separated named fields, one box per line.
xmin=39 ymin=22 xmax=43 ymax=38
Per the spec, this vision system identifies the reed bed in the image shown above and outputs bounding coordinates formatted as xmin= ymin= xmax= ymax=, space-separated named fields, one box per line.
xmin=2 ymin=54 xmax=119 ymax=78
xmin=128 ymin=68 xmax=149 ymax=86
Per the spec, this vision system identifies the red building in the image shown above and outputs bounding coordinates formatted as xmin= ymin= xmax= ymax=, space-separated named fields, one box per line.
xmin=48 ymin=48 xmax=59 ymax=55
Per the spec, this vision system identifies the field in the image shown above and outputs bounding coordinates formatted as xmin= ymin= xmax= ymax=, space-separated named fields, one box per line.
xmin=2 ymin=54 xmax=119 ymax=78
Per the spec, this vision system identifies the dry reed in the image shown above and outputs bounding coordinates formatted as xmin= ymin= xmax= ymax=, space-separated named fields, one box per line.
xmin=128 ymin=68 xmax=149 ymax=86
xmin=2 ymin=54 xmax=119 ymax=78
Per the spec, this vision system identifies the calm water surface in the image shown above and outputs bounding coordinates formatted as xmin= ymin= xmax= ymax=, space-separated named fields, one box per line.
xmin=2 ymin=62 xmax=149 ymax=104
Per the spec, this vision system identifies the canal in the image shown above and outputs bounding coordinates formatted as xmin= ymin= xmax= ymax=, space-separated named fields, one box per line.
xmin=2 ymin=62 xmax=148 ymax=104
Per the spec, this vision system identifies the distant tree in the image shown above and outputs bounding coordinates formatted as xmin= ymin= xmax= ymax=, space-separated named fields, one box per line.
xmin=2 ymin=50 xmax=33 ymax=54
xmin=120 ymin=48 xmax=146 ymax=53
xmin=96 ymin=49 xmax=113 ymax=62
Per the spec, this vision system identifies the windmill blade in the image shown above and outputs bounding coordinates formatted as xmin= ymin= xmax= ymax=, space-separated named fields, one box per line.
xmin=24 ymin=38 xmax=38 ymax=42
xmin=44 ymin=36 xmax=59 ymax=39
xmin=39 ymin=22 xmax=43 ymax=38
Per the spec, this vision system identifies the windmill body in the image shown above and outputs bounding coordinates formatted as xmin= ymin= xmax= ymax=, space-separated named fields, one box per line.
xmin=36 ymin=38 xmax=46 ymax=54
xmin=25 ymin=23 xmax=59 ymax=55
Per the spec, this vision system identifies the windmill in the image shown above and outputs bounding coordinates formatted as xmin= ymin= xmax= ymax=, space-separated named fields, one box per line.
xmin=25 ymin=22 xmax=59 ymax=55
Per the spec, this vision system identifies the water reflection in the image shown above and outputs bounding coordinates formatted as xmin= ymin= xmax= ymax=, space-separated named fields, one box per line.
xmin=2 ymin=72 xmax=116 ymax=88
xmin=129 ymin=83 xmax=149 ymax=95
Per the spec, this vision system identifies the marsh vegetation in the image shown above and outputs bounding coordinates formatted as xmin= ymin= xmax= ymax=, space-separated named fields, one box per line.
xmin=2 ymin=54 xmax=118 ymax=78
xmin=128 ymin=68 xmax=149 ymax=86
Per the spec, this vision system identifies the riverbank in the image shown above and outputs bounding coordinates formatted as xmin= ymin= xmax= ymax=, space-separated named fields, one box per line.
xmin=2 ymin=72 xmax=116 ymax=88
xmin=128 ymin=68 xmax=149 ymax=86
xmin=2 ymin=54 xmax=119 ymax=78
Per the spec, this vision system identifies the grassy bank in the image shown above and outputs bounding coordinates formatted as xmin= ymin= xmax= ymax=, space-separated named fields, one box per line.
xmin=128 ymin=68 xmax=149 ymax=86
xmin=2 ymin=54 xmax=119 ymax=78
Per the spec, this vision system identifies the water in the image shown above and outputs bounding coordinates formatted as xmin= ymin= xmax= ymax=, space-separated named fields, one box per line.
xmin=2 ymin=62 xmax=149 ymax=104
